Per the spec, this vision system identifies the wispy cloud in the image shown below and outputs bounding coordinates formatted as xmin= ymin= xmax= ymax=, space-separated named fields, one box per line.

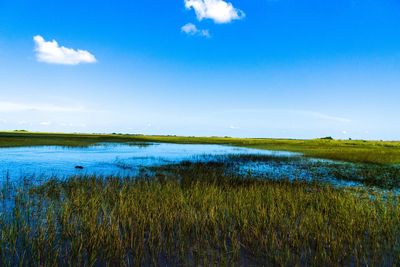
xmin=219 ymin=109 xmax=351 ymax=123
xmin=0 ymin=101 xmax=96 ymax=113
xmin=306 ymin=111 xmax=351 ymax=123
xmin=185 ymin=0 xmax=245 ymax=24
xmin=33 ymin=35 xmax=97 ymax=65
xmin=59 ymin=122 xmax=87 ymax=128
xmin=181 ymin=23 xmax=211 ymax=37
xmin=18 ymin=121 xmax=32 ymax=125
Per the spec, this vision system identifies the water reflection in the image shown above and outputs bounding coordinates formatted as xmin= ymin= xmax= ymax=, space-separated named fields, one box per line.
xmin=1 ymin=142 xmax=397 ymax=190
xmin=0 ymin=142 xmax=296 ymax=180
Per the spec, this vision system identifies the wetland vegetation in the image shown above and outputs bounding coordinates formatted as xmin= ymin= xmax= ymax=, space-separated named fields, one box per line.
xmin=0 ymin=132 xmax=399 ymax=266
xmin=0 ymin=162 xmax=399 ymax=266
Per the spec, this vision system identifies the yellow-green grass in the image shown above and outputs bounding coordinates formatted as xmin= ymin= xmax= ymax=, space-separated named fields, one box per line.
xmin=0 ymin=164 xmax=399 ymax=266
xmin=1 ymin=131 xmax=400 ymax=164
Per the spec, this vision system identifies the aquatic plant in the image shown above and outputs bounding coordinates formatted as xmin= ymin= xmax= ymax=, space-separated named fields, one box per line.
xmin=0 ymin=162 xmax=398 ymax=266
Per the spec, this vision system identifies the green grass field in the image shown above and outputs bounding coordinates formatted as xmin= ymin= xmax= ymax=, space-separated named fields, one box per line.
xmin=1 ymin=131 xmax=400 ymax=164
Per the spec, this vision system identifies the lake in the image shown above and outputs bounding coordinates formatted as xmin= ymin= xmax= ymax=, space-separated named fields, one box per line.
xmin=0 ymin=142 xmax=363 ymax=187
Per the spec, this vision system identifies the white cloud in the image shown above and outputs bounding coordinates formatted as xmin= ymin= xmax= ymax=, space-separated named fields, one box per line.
xmin=219 ymin=109 xmax=351 ymax=123
xmin=0 ymin=101 xmax=90 ymax=113
xmin=185 ymin=0 xmax=245 ymax=24
xmin=59 ymin=122 xmax=87 ymax=127
xmin=40 ymin=121 xmax=52 ymax=126
xmin=229 ymin=125 xmax=240 ymax=129
xmin=181 ymin=23 xmax=211 ymax=37
xmin=18 ymin=121 xmax=32 ymax=126
xmin=33 ymin=35 xmax=97 ymax=65
xmin=305 ymin=111 xmax=351 ymax=123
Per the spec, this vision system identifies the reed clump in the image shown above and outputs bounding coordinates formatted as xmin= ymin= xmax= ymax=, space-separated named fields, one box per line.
xmin=0 ymin=162 xmax=399 ymax=266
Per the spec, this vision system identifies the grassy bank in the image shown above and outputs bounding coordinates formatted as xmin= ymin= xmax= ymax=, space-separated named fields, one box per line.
xmin=0 ymin=162 xmax=399 ymax=266
xmin=1 ymin=131 xmax=400 ymax=164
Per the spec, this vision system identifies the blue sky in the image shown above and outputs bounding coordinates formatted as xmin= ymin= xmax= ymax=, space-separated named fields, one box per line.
xmin=0 ymin=0 xmax=400 ymax=139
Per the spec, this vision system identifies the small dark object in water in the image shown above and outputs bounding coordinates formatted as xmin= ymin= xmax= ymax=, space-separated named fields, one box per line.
xmin=75 ymin=166 xmax=84 ymax=169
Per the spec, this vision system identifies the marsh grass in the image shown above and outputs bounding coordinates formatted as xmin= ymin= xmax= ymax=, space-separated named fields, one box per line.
xmin=0 ymin=162 xmax=399 ymax=266
xmin=194 ymin=154 xmax=400 ymax=189
xmin=245 ymin=154 xmax=400 ymax=188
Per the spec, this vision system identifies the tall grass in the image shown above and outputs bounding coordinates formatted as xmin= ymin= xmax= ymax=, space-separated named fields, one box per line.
xmin=0 ymin=162 xmax=399 ymax=266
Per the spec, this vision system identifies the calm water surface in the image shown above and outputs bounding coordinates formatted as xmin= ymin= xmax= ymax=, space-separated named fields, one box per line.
xmin=0 ymin=142 xmax=295 ymax=179
xmin=0 ymin=142 xmax=367 ymax=188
